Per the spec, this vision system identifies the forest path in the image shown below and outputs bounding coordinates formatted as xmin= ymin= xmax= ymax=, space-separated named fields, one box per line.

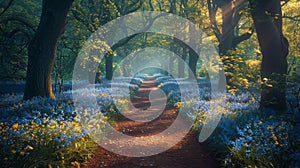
xmin=83 ymin=78 xmax=218 ymax=168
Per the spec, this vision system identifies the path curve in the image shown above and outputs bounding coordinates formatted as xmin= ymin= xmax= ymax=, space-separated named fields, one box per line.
xmin=83 ymin=78 xmax=218 ymax=168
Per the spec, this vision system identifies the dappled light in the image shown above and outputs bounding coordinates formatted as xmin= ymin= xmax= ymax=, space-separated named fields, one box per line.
xmin=0 ymin=0 xmax=299 ymax=167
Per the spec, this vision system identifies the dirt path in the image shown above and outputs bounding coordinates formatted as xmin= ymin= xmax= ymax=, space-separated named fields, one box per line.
xmin=83 ymin=79 xmax=218 ymax=168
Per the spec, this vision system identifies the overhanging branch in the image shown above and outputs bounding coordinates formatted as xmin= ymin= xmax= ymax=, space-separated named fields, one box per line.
xmin=232 ymin=26 xmax=254 ymax=48
xmin=0 ymin=0 xmax=14 ymax=16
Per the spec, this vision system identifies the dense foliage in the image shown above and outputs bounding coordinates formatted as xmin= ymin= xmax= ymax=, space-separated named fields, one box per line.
xmin=0 ymin=0 xmax=299 ymax=167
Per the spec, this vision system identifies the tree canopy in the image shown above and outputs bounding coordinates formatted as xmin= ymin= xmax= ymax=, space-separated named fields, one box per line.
xmin=0 ymin=0 xmax=299 ymax=111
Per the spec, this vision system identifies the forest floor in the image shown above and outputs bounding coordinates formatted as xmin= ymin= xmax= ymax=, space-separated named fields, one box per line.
xmin=83 ymin=79 xmax=219 ymax=168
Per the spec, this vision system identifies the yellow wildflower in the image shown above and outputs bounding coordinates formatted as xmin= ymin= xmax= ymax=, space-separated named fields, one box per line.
xmin=26 ymin=145 xmax=34 ymax=150
xmin=272 ymin=133 xmax=278 ymax=141
xmin=267 ymin=126 xmax=273 ymax=130
xmin=12 ymin=123 xmax=18 ymax=129
xmin=175 ymin=102 xmax=182 ymax=109
xmin=71 ymin=161 xmax=81 ymax=168
xmin=20 ymin=151 xmax=25 ymax=156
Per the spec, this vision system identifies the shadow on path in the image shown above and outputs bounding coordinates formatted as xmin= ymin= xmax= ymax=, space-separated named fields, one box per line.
xmin=83 ymin=78 xmax=218 ymax=168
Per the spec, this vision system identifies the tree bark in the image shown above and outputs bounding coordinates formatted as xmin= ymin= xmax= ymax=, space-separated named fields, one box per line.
xmin=218 ymin=2 xmax=234 ymax=56
xmin=23 ymin=0 xmax=73 ymax=100
xmin=188 ymin=24 xmax=199 ymax=79
xmin=105 ymin=55 xmax=113 ymax=80
xmin=250 ymin=0 xmax=289 ymax=111
xmin=218 ymin=2 xmax=235 ymax=88
xmin=178 ymin=48 xmax=187 ymax=78
xmin=207 ymin=0 xmax=253 ymax=89
xmin=188 ymin=49 xmax=199 ymax=79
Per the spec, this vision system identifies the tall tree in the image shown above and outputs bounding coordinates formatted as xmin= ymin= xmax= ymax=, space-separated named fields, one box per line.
xmin=0 ymin=0 xmax=39 ymax=81
xmin=207 ymin=0 xmax=253 ymax=87
xmin=188 ymin=23 xmax=199 ymax=79
xmin=23 ymin=0 xmax=73 ymax=100
xmin=105 ymin=0 xmax=142 ymax=80
xmin=168 ymin=0 xmax=200 ymax=78
xmin=249 ymin=0 xmax=289 ymax=111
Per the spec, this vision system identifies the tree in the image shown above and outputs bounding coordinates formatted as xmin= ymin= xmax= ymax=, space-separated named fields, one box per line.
xmin=71 ymin=0 xmax=119 ymax=81
xmin=207 ymin=0 xmax=254 ymax=87
xmin=166 ymin=0 xmax=202 ymax=79
xmin=105 ymin=0 xmax=142 ymax=80
xmin=23 ymin=0 xmax=73 ymax=100
xmin=249 ymin=0 xmax=289 ymax=111
xmin=0 ymin=0 xmax=40 ymax=81
xmin=0 ymin=0 xmax=14 ymax=17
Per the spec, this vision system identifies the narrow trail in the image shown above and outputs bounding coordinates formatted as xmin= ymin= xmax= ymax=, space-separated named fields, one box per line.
xmin=83 ymin=78 xmax=218 ymax=168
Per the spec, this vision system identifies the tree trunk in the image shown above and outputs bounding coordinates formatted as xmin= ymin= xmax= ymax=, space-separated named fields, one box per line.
xmin=219 ymin=2 xmax=234 ymax=56
xmin=168 ymin=41 xmax=176 ymax=76
xmin=250 ymin=0 xmax=289 ymax=111
xmin=23 ymin=0 xmax=73 ymax=100
xmin=105 ymin=55 xmax=113 ymax=80
xmin=208 ymin=0 xmax=253 ymax=89
xmin=188 ymin=24 xmax=199 ymax=79
xmin=188 ymin=49 xmax=199 ymax=79
xmin=178 ymin=48 xmax=187 ymax=78
xmin=218 ymin=2 xmax=235 ymax=88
